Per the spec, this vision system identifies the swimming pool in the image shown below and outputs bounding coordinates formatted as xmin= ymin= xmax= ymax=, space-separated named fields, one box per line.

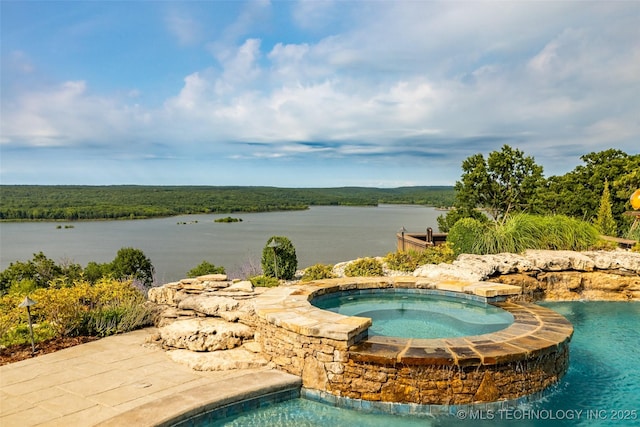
xmin=312 ymin=291 xmax=514 ymax=339
xmin=204 ymin=301 xmax=640 ymax=426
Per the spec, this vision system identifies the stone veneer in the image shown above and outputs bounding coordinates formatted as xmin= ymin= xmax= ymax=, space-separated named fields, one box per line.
xmin=254 ymin=277 xmax=573 ymax=405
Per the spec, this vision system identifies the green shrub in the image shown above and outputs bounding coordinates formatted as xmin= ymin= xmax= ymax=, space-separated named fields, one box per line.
xmin=249 ymin=275 xmax=280 ymax=288
xmin=384 ymin=251 xmax=416 ymax=272
xmin=344 ymin=257 xmax=384 ymax=277
xmin=447 ymin=217 xmax=487 ymax=255
xmin=86 ymin=301 xmax=156 ymax=337
xmin=301 ymin=264 xmax=335 ymax=282
xmin=447 ymin=214 xmax=600 ymax=256
xmin=0 ymin=321 xmax=57 ymax=347
xmin=414 ymin=243 xmax=456 ymax=265
xmin=385 ymin=245 xmax=456 ymax=271
xmin=187 ymin=261 xmax=225 ymax=278
xmin=261 ymin=236 xmax=298 ymax=280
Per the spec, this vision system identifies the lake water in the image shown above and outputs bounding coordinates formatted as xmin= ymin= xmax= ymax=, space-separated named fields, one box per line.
xmin=0 ymin=205 xmax=442 ymax=283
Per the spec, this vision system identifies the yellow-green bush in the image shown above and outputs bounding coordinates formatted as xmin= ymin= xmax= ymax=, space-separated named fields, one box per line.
xmin=0 ymin=279 xmax=154 ymax=347
xmin=344 ymin=257 xmax=384 ymax=277
xmin=301 ymin=264 xmax=335 ymax=282
xmin=384 ymin=245 xmax=455 ymax=272
xmin=249 ymin=275 xmax=280 ymax=288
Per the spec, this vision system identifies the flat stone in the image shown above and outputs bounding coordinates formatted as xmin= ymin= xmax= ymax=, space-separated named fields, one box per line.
xmin=242 ymin=341 xmax=262 ymax=353
xmin=473 ymin=342 xmax=529 ymax=365
xmin=227 ymin=280 xmax=254 ymax=292
xmin=349 ymin=342 xmax=405 ymax=365
xmin=448 ymin=346 xmax=482 ymax=366
xmin=166 ymin=348 xmax=267 ymax=371
xmin=435 ymin=280 xmax=470 ymax=292
xmin=181 ymin=283 xmax=205 ymax=291
xmin=197 ymin=273 xmax=228 ymax=281
xmin=177 ymin=295 xmax=240 ymax=316
xmin=464 ymin=282 xmax=521 ymax=297
xmin=401 ymin=345 xmax=456 ymax=366
xmin=214 ymin=291 xmax=253 ymax=298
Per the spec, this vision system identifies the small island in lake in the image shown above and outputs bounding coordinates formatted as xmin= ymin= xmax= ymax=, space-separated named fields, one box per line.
xmin=215 ymin=216 xmax=243 ymax=223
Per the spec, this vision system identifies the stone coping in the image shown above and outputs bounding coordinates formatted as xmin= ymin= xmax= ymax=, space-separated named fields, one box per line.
xmin=350 ymin=300 xmax=573 ymax=367
xmin=255 ymin=276 xmax=522 ymax=344
xmin=255 ymin=276 xmax=573 ymax=366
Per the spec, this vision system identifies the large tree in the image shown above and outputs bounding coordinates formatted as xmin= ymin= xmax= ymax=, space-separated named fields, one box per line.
xmin=538 ymin=149 xmax=640 ymax=235
xmin=110 ymin=247 xmax=155 ymax=287
xmin=454 ymin=145 xmax=544 ymax=222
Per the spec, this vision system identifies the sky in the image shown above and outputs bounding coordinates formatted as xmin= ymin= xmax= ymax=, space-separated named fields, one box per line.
xmin=1 ymin=1 xmax=638 ymax=187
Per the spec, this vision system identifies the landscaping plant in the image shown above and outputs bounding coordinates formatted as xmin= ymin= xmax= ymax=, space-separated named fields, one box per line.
xmin=344 ymin=257 xmax=384 ymax=277
xmin=301 ymin=264 xmax=336 ymax=282
xmin=261 ymin=236 xmax=298 ymax=280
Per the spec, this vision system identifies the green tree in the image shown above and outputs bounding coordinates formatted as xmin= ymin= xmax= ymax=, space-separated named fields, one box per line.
xmin=109 ymin=248 xmax=155 ymax=287
xmin=84 ymin=261 xmax=111 ymax=284
xmin=594 ymin=180 xmax=617 ymax=236
xmin=0 ymin=252 xmax=62 ymax=295
xmin=453 ymin=145 xmax=544 ymax=223
xmin=186 ymin=261 xmax=225 ymax=278
xmin=436 ymin=207 xmax=488 ymax=232
xmin=261 ymin=236 xmax=297 ymax=280
xmin=538 ymin=149 xmax=640 ymax=233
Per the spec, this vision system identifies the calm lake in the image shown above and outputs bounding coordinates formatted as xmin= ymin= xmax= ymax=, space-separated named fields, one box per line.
xmin=0 ymin=205 xmax=442 ymax=283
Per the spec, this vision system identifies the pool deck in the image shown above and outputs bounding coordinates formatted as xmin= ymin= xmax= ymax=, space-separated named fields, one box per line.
xmin=0 ymin=328 xmax=300 ymax=427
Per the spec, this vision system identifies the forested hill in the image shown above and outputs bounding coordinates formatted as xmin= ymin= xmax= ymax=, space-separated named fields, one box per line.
xmin=0 ymin=185 xmax=455 ymax=221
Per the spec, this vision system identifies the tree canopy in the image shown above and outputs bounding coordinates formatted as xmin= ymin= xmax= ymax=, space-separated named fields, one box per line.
xmin=443 ymin=147 xmax=639 ymax=237
xmin=0 ymin=248 xmax=156 ymax=295
xmin=454 ymin=145 xmax=544 ymax=222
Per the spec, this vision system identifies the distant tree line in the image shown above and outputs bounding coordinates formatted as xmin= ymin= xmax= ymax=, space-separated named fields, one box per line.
xmin=0 ymin=186 xmax=455 ymax=221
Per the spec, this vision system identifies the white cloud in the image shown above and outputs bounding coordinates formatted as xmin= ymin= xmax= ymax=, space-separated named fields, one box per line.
xmin=2 ymin=1 xmax=638 ymax=185
xmin=165 ymin=10 xmax=201 ymax=45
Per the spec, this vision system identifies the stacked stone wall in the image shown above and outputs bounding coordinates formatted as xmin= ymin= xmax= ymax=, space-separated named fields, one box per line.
xmin=255 ymin=278 xmax=573 ymax=405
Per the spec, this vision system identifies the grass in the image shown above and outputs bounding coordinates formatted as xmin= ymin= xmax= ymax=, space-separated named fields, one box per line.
xmin=448 ymin=213 xmax=600 ymax=256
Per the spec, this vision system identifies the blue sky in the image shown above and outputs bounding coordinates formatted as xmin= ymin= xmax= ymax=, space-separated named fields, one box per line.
xmin=1 ymin=1 xmax=638 ymax=187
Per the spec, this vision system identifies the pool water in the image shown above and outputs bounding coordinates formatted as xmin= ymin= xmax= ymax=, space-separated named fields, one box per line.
xmin=208 ymin=302 xmax=640 ymax=426
xmin=313 ymin=292 xmax=514 ymax=338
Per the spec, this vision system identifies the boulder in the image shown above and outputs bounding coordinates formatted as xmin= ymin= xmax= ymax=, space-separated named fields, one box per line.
xmin=583 ymin=250 xmax=640 ymax=273
xmin=455 ymin=253 xmax=533 ymax=277
xmin=413 ymin=263 xmax=484 ymax=282
xmin=523 ymin=250 xmax=595 ymax=271
xmin=227 ymin=280 xmax=254 ymax=292
xmin=159 ymin=318 xmax=254 ymax=351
